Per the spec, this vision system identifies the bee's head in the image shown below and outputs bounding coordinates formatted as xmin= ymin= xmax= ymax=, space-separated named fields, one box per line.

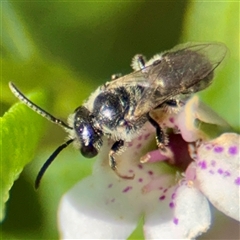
xmin=72 ymin=106 xmax=102 ymax=158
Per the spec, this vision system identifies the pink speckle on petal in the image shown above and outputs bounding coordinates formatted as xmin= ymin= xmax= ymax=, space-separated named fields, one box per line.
xmin=136 ymin=143 xmax=142 ymax=149
xmin=200 ymin=161 xmax=207 ymax=169
xmin=138 ymin=164 xmax=143 ymax=169
xmin=205 ymin=145 xmax=212 ymax=150
xmin=138 ymin=135 xmax=143 ymax=141
xmin=209 ymin=170 xmax=214 ymax=174
xmin=108 ymin=184 xmax=113 ymax=188
xmin=144 ymin=133 xmax=151 ymax=140
xmin=148 ymin=170 xmax=153 ymax=176
xmin=211 ymin=160 xmax=216 ymax=167
xmin=217 ymin=168 xmax=223 ymax=174
xmin=214 ymin=146 xmax=224 ymax=153
xmin=229 ymin=146 xmax=238 ymax=155
xmin=169 ymin=202 xmax=175 ymax=208
xmin=122 ymin=186 xmax=133 ymax=193
xmin=169 ymin=117 xmax=174 ymax=123
xmin=159 ymin=195 xmax=165 ymax=201
xmin=234 ymin=177 xmax=240 ymax=185
xmin=224 ymin=171 xmax=231 ymax=177
xmin=163 ymin=188 xmax=168 ymax=193
xmin=173 ymin=217 xmax=179 ymax=225
xmin=138 ymin=178 xmax=143 ymax=182
xmin=171 ymin=193 xmax=176 ymax=199
xmin=111 ymin=198 xmax=115 ymax=202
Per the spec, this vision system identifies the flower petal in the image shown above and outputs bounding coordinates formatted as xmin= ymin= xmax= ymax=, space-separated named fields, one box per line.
xmin=58 ymin=176 xmax=139 ymax=239
xmin=58 ymin=126 xmax=176 ymax=239
xmin=144 ymin=184 xmax=211 ymax=239
xmin=196 ymin=133 xmax=240 ymax=221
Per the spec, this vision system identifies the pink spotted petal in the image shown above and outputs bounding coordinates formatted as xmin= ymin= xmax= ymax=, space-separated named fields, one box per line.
xmin=196 ymin=133 xmax=240 ymax=221
xmin=144 ymin=184 xmax=211 ymax=239
xmin=58 ymin=125 xmax=177 ymax=239
xmin=58 ymin=160 xmax=176 ymax=239
xmin=58 ymin=175 xmax=140 ymax=239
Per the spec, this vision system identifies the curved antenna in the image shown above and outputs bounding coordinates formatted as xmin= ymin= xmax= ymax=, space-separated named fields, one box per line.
xmin=35 ymin=139 xmax=74 ymax=189
xmin=9 ymin=82 xmax=72 ymax=130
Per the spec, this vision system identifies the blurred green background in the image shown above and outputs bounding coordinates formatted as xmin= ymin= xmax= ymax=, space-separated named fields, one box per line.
xmin=1 ymin=1 xmax=239 ymax=239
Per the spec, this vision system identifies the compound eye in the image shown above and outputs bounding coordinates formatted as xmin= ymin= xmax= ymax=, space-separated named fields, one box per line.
xmin=80 ymin=144 xmax=98 ymax=158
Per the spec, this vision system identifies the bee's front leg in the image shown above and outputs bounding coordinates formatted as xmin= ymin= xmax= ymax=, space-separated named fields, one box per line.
xmin=109 ymin=140 xmax=124 ymax=170
xmin=147 ymin=113 xmax=167 ymax=149
xmin=109 ymin=140 xmax=135 ymax=179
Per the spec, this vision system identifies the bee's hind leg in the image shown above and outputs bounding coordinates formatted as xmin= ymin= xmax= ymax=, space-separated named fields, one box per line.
xmin=147 ymin=113 xmax=167 ymax=149
xmin=109 ymin=140 xmax=135 ymax=179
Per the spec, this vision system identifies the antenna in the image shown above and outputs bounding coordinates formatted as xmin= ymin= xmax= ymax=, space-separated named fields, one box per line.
xmin=9 ymin=82 xmax=72 ymax=130
xmin=35 ymin=139 xmax=74 ymax=189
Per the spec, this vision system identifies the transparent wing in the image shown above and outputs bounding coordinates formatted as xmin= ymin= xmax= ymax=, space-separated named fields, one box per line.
xmin=105 ymin=68 xmax=152 ymax=89
xmin=105 ymin=42 xmax=227 ymax=120
xmin=133 ymin=42 xmax=228 ymax=117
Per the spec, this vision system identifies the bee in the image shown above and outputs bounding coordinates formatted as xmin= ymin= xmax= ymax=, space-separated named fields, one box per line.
xmin=9 ymin=42 xmax=227 ymax=188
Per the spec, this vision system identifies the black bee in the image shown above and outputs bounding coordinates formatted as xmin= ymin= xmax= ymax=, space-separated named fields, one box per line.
xmin=9 ymin=42 xmax=227 ymax=188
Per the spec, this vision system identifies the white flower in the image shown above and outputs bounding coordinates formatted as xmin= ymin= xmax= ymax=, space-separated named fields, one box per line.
xmin=58 ymin=96 xmax=239 ymax=239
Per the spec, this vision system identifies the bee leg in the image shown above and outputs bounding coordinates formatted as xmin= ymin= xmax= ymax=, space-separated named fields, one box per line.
xmin=109 ymin=140 xmax=124 ymax=170
xmin=135 ymin=55 xmax=146 ymax=69
xmin=164 ymin=98 xmax=186 ymax=113
xmin=147 ymin=113 xmax=166 ymax=149
xmin=165 ymin=99 xmax=178 ymax=107
xmin=131 ymin=54 xmax=147 ymax=71
xmin=109 ymin=140 xmax=135 ymax=179
xmin=165 ymin=98 xmax=186 ymax=108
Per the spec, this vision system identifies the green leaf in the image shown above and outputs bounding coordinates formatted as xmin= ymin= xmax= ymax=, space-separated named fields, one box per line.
xmin=0 ymin=89 xmax=49 ymax=221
